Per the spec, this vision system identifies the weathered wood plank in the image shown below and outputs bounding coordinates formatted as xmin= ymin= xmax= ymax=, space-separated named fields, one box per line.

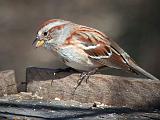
xmin=0 ymin=98 xmax=159 ymax=120
xmin=0 ymin=70 xmax=17 ymax=96
xmin=26 ymin=67 xmax=160 ymax=110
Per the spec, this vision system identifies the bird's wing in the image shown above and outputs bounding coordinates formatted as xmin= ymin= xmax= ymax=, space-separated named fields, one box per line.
xmin=64 ymin=25 xmax=159 ymax=80
xmin=66 ymin=26 xmax=130 ymax=69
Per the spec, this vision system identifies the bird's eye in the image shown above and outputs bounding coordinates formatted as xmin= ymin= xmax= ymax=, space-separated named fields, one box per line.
xmin=43 ymin=32 xmax=48 ymax=36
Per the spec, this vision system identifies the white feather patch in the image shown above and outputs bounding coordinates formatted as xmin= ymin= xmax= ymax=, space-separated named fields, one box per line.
xmin=38 ymin=21 xmax=68 ymax=35
xmin=89 ymin=55 xmax=111 ymax=59
xmin=78 ymin=44 xmax=101 ymax=50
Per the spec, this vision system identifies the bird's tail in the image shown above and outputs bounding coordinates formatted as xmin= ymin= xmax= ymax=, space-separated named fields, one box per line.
xmin=128 ymin=58 xmax=159 ymax=80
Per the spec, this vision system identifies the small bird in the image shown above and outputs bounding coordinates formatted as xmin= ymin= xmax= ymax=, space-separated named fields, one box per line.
xmin=32 ymin=19 xmax=159 ymax=82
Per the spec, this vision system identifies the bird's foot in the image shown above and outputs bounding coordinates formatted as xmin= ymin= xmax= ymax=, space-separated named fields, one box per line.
xmin=74 ymin=68 xmax=98 ymax=90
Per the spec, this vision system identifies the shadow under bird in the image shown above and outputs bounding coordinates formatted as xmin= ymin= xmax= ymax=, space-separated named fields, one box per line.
xmin=32 ymin=19 xmax=159 ymax=81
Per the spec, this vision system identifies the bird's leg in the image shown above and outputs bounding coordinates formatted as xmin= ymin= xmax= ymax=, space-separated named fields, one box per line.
xmin=85 ymin=68 xmax=98 ymax=83
xmin=74 ymin=68 xmax=98 ymax=90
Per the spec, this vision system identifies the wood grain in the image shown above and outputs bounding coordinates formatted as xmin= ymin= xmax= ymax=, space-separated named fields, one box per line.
xmin=0 ymin=70 xmax=17 ymax=96
xmin=26 ymin=67 xmax=160 ymax=110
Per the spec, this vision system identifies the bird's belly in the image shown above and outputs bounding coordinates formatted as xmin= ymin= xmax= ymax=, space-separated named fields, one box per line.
xmin=57 ymin=46 xmax=99 ymax=71
xmin=64 ymin=60 xmax=96 ymax=71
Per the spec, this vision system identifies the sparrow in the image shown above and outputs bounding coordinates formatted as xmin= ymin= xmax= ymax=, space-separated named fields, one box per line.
xmin=32 ymin=19 xmax=159 ymax=82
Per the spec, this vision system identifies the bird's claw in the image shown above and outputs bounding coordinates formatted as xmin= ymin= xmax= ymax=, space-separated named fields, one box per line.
xmin=74 ymin=68 xmax=98 ymax=90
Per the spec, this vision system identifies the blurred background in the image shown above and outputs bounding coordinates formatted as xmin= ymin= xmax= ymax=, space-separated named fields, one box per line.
xmin=0 ymin=0 xmax=159 ymax=91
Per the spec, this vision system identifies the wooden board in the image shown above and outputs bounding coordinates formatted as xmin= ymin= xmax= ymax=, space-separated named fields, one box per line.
xmin=0 ymin=70 xmax=17 ymax=96
xmin=26 ymin=67 xmax=160 ymax=110
xmin=0 ymin=98 xmax=159 ymax=120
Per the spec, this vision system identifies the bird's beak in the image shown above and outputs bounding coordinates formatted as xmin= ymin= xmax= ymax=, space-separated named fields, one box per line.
xmin=32 ymin=37 xmax=45 ymax=48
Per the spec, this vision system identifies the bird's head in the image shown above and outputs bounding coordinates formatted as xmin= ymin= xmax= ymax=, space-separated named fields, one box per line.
xmin=32 ymin=19 xmax=70 ymax=48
